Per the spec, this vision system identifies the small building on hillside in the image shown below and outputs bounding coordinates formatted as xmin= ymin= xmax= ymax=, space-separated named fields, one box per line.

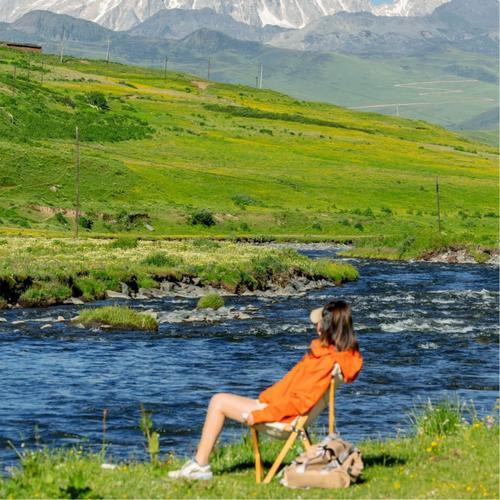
xmin=0 ymin=41 xmax=42 ymax=53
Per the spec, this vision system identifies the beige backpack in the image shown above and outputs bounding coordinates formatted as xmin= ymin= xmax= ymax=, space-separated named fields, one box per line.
xmin=281 ymin=433 xmax=364 ymax=489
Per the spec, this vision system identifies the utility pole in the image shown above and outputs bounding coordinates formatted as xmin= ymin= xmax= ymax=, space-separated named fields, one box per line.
xmin=255 ymin=75 xmax=259 ymax=88
xmin=74 ymin=126 xmax=81 ymax=239
xmin=59 ymin=28 xmax=65 ymax=64
xmin=435 ymin=176 xmax=441 ymax=234
xmin=207 ymin=56 xmax=211 ymax=81
xmin=163 ymin=56 xmax=168 ymax=79
xmin=395 ymin=103 xmax=400 ymax=117
xmin=40 ymin=55 xmax=44 ymax=85
xmin=259 ymin=63 xmax=263 ymax=89
xmin=106 ymin=38 xmax=111 ymax=64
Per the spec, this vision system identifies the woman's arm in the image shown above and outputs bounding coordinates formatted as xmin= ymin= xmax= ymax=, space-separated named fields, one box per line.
xmin=257 ymin=354 xmax=305 ymax=404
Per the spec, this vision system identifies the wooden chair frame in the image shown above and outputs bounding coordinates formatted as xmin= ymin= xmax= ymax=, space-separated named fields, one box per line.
xmin=250 ymin=375 xmax=337 ymax=484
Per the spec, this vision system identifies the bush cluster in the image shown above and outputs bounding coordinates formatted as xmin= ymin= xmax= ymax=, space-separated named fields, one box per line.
xmin=190 ymin=210 xmax=216 ymax=227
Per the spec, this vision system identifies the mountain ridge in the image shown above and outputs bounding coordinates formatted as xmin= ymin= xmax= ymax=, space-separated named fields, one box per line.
xmin=0 ymin=0 xmax=451 ymax=31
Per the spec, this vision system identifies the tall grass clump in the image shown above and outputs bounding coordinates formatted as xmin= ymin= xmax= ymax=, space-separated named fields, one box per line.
xmin=18 ymin=281 xmax=72 ymax=307
xmin=142 ymin=252 xmax=182 ymax=267
xmin=306 ymin=259 xmax=359 ymax=283
xmin=197 ymin=293 xmax=224 ymax=310
xmin=73 ymin=306 xmax=158 ymax=331
xmin=108 ymin=237 xmax=138 ymax=249
xmin=408 ymin=396 xmax=469 ymax=436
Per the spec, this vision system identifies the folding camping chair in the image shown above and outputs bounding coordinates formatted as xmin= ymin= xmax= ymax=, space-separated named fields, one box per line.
xmin=250 ymin=364 xmax=344 ymax=484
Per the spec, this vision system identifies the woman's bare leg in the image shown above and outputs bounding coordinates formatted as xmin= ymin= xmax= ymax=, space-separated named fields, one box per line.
xmin=195 ymin=393 xmax=265 ymax=466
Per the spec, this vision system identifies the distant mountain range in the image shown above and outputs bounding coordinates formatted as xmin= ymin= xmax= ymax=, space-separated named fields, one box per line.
xmin=270 ymin=0 xmax=499 ymax=56
xmin=0 ymin=0 xmax=451 ymax=31
xmin=2 ymin=0 xmax=496 ymax=57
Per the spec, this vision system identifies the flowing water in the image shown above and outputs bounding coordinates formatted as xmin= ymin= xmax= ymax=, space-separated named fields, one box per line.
xmin=0 ymin=248 xmax=498 ymax=468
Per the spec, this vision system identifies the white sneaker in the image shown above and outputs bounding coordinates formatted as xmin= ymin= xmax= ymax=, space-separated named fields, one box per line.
xmin=167 ymin=459 xmax=213 ymax=480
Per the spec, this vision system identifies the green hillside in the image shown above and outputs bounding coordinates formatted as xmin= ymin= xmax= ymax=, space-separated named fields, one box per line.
xmin=38 ymin=35 xmax=499 ymax=129
xmin=0 ymin=46 xmax=498 ymax=258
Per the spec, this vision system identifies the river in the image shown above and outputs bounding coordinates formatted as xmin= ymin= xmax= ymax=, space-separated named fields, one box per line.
xmin=0 ymin=248 xmax=498 ymax=467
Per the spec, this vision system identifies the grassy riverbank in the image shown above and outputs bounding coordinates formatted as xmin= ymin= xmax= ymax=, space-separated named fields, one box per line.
xmin=1 ymin=405 xmax=497 ymax=498
xmin=0 ymin=237 xmax=357 ymax=307
xmin=0 ymin=46 xmax=498 ymax=257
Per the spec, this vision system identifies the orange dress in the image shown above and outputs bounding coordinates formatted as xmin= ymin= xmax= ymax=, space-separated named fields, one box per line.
xmin=251 ymin=338 xmax=363 ymax=424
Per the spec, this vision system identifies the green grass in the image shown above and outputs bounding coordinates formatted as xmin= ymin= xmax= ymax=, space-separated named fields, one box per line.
xmin=1 ymin=407 xmax=497 ymax=498
xmin=197 ymin=293 xmax=225 ymax=310
xmin=0 ymin=46 xmax=497 ymax=259
xmin=0 ymin=237 xmax=357 ymax=306
xmin=73 ymin=305 xmax=158 ymax=331
xmin=39 ymin=35 xmax=499 ymax=128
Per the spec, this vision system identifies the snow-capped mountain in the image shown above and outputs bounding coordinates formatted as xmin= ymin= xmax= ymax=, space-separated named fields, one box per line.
xmin=0 ymin=0 xmax=452 ymax=31
xmin=374 ymin=0 xmax=450 ymax=16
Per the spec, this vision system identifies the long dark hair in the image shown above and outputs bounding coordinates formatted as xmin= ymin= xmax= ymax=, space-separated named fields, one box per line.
xmin=319 ymin=300 xmax=359 ymax=352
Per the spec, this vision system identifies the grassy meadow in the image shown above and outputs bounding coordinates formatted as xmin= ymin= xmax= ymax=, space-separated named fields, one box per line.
xmin=1 ymin=401 xmax=497 ymax=499
xmin=0 ymin=237 xmax=357 ymax=307
xmin=0 ymin=45 xmax=498 ymax=260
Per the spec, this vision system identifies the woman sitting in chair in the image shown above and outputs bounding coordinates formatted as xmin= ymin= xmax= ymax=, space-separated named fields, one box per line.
xmin=169 ymin=299 xmax=363 ymax=480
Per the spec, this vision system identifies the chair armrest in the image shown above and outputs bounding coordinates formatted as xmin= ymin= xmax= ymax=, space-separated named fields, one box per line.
xmin=332 ymin=363 xmax=344 ymax=383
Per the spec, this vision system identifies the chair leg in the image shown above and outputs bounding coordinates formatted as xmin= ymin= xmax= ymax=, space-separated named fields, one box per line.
xmin=250 ymin=427 xmax=263 ymax=484
xmin=263 ymin=430 xmax=298 ymax=484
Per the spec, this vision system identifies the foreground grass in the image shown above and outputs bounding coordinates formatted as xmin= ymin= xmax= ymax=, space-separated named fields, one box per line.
xmin=0 ymin=237 xmax=358 ymax=307
xmin=1 ymin=421 xmax=497 ymax=498
xmin=74 ymin=306 xmax=158 ymax=331
xmin=0 ymin=46 xmax=497 ymax=257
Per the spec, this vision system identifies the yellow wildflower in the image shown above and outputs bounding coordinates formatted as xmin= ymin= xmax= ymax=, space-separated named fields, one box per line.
xmin=393 ymin=482 xmax=401 ymax=490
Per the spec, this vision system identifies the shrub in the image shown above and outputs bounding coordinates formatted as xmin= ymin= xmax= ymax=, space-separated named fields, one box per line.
xmin=259 ymin=128 xmax=273 ymax=136
xmin=55 ymin=212 xmax=68 ymax=226
xmin=354 ymin=222 xmax=364 ymax=231
xmin=142 ymin=252 xmax=182 ymax=267
xmin=116 ymin=211 xmax=150 ymax=231
xmin=74 ymin=306 xmax=158 ymax=331
xmin=197 ymin=293 xmax=224 ymax=310
xmin=231 ymin=194 xmax=262 ymax=208
xmin=78 ymin=216 xmax=93 ymax=230
xmin=108 ymin=237 xmax=138 ymax=249
xmin=190 ymin=210 xmax=215 ymax=227
xmin=85 ymin=91 xmax=110 ymax=111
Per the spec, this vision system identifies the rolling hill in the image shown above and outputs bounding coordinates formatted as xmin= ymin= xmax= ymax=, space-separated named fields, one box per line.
xmin=0 ymin=45 xmax=497 ymax=257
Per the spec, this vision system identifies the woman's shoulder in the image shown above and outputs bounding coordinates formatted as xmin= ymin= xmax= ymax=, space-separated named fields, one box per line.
xmin=308 ymin=338 xmax=361 ymax=359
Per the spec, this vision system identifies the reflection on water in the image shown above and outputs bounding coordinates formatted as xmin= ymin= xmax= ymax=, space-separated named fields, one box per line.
xmin=0 ymin=250 xmax=498 ymax=467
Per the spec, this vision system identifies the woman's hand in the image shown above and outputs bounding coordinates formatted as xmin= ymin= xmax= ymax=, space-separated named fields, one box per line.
xmin=242 ymin=412 xmax=254 ymax=426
